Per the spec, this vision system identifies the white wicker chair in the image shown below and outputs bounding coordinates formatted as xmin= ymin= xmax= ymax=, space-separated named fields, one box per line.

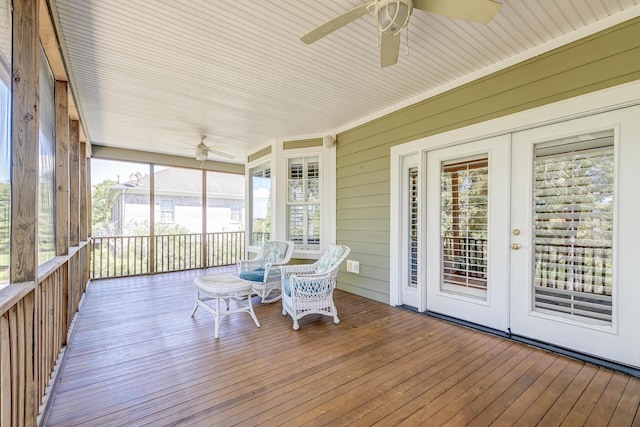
xmin=280 ymin=244 xmax=351 ymax=330
xmin=237 ymin=240 xmax=294 ymax=303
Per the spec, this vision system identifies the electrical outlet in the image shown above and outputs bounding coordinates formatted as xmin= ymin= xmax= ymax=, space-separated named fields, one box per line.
xmin=346 ymin=260 xmax=360 ymax=274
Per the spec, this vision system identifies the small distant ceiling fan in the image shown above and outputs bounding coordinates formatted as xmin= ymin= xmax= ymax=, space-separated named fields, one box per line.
xmin=193 ymin=135 xmax=235 ymax=162
xmin=300 ymin=0 xmax=502 ymax=68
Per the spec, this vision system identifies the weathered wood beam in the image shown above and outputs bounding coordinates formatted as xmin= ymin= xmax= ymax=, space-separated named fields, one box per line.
xmin=202 ymin=171 xmax=207 ymax=267
xmin=79 ymin=142 xmax=87 ymax=242
xmin=10 ymin=0 xmax=39 ymax=423
xmin=87 ymin=159 xmax=92 ymax=237
xmin=149 ymin=165 xmax=155 ymax=274
xmin=55 ymin=80 xmax=69 ymax=256
xmin=69 ymin=120 xmax=80 ymax=246
xmin=11 ymin=0 xmax=39 ymax=283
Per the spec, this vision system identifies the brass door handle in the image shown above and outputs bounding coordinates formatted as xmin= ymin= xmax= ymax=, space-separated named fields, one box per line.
xmin=511 ymin=243 xmax=521 ymax=250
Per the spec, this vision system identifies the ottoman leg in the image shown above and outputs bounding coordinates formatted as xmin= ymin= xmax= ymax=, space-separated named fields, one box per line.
xmin=190 ymin=290 xmax=200 ymax=317
xmin=246 ymin=293 xmax=260 ymax=328
xmin=214 ymin=297 xmax=221 ymax=339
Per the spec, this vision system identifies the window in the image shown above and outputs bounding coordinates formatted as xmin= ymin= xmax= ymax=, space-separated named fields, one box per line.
xmin=532 ymin=134 xmax=614 ymax=324
xmin=230 ymin=202 xmax=241 ymax=222
xmin=287 ymin=156 xmax=320 ymax=250
xmin=408 ymin=167 xmax=418 ymax=287
xmin=0 ymin=0 xmax=11 ymax=286
xmin=160 ymin=199 xmax=175 ymax=223
xmin=440 ymin=157 xmax=489 ymax=299
xmin=38 ymin=46 xmax=56 ymax=265
xmin=249 ymin=162 xmax=271 ymax=246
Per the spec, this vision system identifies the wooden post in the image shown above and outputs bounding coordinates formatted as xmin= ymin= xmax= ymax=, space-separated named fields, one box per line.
xmin=202 ymin=170 xmax=207 ymax=267
xmin=69 ymin=120 xmax=80 ymax=246
xmin=55 ymin=80 xmax=70 ymax=256
xmin=11 ymin=1 xmax=40 ymax=425
xmin=149 ymin=164 xmax=155 ymax=274
xmin=11 ymin=0 xmax=39 ymax=283
xmin=87 ymin=159 xmax=92 ymax=237
xmin=79 ymin=141 xmax=88 ymax=242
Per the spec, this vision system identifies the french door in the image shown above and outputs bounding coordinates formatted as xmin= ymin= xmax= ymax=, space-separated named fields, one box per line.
xmin=424 ymin=135 xmax=511 ymax=331
xmin=509 ymin=108 xmax=640 ymax=367
xmin=408 ymin=105 xmax=640 ymax=367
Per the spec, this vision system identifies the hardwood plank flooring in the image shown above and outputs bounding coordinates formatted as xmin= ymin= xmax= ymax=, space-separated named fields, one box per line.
xmin=44 ymin=269 xmax=640 ymax=426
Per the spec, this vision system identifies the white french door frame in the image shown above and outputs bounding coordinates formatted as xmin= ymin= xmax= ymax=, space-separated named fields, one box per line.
xmin=390 ymin=80 xmax=640 ymax=365
xmin=509 ymin=108 xmax=640 ymax=367
xmin=424 ymin=136 xmax=511 ymax=331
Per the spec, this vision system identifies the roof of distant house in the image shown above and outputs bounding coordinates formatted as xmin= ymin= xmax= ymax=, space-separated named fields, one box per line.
xmin=110 ymin=168 xmax=245 ymax=198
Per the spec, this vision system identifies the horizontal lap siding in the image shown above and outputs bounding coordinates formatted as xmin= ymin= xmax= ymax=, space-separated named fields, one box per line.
xmin=335 ymin=17 xmax=640 ymax=304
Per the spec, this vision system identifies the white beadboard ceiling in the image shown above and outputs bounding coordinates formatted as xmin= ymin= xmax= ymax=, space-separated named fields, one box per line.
xmin=50 ymin=0 xmax=640 ymax=163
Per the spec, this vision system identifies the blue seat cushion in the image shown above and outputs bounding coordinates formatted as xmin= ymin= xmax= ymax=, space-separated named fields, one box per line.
xmin=239 ymin=268 xmax=265 ymax=283
xmin=283 ymin=277 xmax=291 ymax=297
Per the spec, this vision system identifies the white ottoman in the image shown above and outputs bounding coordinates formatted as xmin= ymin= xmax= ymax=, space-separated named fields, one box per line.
xmin=190 ymin=274 xmax=260 ymax=339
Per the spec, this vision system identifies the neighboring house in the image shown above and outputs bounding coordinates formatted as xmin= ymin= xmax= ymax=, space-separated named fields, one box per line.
xmin=108 ymin=169 xmax=244 ymax=235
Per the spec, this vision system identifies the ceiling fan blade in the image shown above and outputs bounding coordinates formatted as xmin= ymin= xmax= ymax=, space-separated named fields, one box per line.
xmin=380 ymin=31 xmax=401 ymax=68
xmin=301 ymin=1 xmax=374 ymax=44
xmin=413 ymin=0 xmax=501 ymax=24
xmin=208 ymin=149 xmax=235 ymax=160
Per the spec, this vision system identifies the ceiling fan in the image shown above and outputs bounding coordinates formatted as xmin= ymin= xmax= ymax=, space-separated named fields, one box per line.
xmin=300 ymin=0 xmax=502 ymax=68
xmin=193 ymin=135 xmax=235 ymax=162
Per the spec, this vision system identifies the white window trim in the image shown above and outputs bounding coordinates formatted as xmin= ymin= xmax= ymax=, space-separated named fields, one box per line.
xmin=284 ymin=154 xmax=321 ymax=251
xmin=277 ymin=144 xmax=336 ymax=259
xmin=245 ymin=141 xmax=336 ymax=259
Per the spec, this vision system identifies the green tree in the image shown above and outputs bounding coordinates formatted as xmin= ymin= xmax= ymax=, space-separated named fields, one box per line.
xmin=92 ymin=179 xmax=117 ymax=235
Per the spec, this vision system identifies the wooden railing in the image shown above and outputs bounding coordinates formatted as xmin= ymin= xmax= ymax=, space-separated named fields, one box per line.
xmin=0 ymin=243 xmax=90 ymax=427
xmin=91 ymin=231 xmax=245 ymax=279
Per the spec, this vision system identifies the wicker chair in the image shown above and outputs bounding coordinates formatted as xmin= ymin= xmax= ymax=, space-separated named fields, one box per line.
xmin=280 ymin=244 xmax=351 ymax=330
xmin=237 ymin=240 xmax=294 ymax=303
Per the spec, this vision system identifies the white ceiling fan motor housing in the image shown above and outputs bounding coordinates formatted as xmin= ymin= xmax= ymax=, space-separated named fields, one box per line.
xmin=377 ymin=0 xmax=413 ymax=35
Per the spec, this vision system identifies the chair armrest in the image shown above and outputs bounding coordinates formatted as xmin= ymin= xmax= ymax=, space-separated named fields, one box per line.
xmin=237 ymin=257 xmax=262 ymax=273
xmin=281 ymin=263 xmax=317 ymax=278
xmin=288 ymin=272 xmax=337 ymax=295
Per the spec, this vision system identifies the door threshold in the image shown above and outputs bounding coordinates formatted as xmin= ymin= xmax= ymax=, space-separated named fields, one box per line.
xmin=399 ymin=305 xmax=640 ymax=378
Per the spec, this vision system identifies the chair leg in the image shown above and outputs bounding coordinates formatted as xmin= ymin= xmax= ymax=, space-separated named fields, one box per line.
xmin=214 ymin=297 xmax=221 ymax=339
xmin=331 ymin=301 xmax=340 ymax=324
xmin=261 ymin=291 xmax=282 ymax=303
xmin=246 ymin=293 xmax=261 ymax=328
xmin=190 ymin=290 xmax=200 ymax=317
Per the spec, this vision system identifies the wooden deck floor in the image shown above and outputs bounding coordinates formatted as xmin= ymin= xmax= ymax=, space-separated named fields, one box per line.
xmin=44 ymin=269 xmax=640 ymax=426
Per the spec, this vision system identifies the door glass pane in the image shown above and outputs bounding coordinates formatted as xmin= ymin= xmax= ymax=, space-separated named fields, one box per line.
xmin=440 ymin=157 xmax=488 ymax=300
xmin=409 ymin=167 xmax=418 ymax=288
xmin=533 ymin=134 xmax=614 ymax=325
